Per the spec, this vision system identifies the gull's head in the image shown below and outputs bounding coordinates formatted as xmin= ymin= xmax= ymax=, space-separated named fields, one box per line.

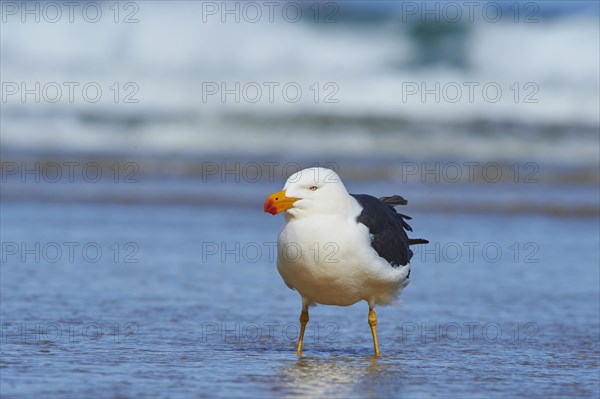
xmin=263 ymin=167 xmax=350 ymax=218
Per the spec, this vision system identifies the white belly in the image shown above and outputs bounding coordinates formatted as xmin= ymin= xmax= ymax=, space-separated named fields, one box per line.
xmin=276 ymin=215 xmax=410 ymax=306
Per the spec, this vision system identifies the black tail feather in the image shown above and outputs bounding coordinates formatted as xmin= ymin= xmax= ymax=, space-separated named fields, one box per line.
xmin=379 ymin=195 xmax=408 ymax=207
xmin=378 ymin=195 xmax=427 ymax=245
xmin=380 ymin=195 xmax=413 ymax=231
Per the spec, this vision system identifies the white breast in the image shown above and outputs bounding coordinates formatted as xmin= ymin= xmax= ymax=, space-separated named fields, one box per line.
xmin=276 ymin=214 xmax=410 ymax=307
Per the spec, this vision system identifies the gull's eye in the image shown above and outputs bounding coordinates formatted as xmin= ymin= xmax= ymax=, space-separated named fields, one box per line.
xmin=309 ymin=186 xmax=318 ymax=191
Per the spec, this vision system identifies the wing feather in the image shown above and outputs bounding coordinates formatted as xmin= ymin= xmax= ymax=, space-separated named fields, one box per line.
xmin=351 ymin=194 xmax=428 ymax=268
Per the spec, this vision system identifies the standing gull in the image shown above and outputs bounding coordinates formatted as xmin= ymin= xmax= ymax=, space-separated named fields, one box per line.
xmin=264 ymin=167 xmax=428 ymax=356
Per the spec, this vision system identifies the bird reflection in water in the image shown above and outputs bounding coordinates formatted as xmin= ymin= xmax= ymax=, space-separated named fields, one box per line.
xmin=278 ymin=355 xmax=402 ymax=398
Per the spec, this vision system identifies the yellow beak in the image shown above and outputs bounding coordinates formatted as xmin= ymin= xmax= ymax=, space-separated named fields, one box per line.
xmin=264 ymin=190 xmax=301 ymax=215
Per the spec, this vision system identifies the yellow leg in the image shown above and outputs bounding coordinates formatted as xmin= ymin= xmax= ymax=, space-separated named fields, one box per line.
xmin=296 ymin=308 xmax=309 ymax=355
xmin=368 ymin=308 xmax=381 ymax=357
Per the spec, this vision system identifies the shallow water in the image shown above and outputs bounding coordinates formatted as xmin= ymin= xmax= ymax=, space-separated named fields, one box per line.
xmin=1 ymin=197 xmax=598 ymax=398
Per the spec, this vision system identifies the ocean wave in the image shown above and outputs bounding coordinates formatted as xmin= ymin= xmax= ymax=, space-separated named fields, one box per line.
xmin=1 ymin=1 xmax=598 ymax=164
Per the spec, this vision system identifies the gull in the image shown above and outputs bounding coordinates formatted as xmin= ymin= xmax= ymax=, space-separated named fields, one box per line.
xmin=264 ymin=167 xmax=427 ymax=356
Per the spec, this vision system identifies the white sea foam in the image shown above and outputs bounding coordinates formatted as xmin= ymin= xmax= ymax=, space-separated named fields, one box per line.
xmin=1 ymin=2 xmax=598 ymax=165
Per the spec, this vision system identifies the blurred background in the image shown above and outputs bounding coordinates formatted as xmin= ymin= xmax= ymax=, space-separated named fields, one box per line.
xmin=1 ymin=1 xmax=599 ymax=398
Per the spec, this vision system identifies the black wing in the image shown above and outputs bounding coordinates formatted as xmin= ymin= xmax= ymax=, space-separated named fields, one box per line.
xmin=351 ymin=194 xmax=428 ymax=268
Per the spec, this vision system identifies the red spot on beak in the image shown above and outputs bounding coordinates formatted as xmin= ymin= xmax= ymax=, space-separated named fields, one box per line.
xmin=264 ymin=198 xmax=277 ymax=215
